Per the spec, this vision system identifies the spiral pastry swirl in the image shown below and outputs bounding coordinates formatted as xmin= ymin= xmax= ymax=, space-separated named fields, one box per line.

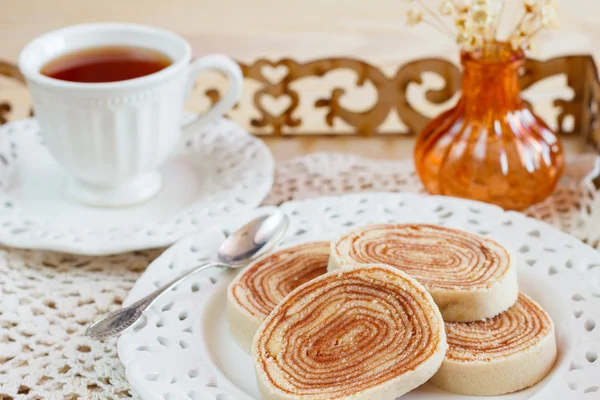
xmin=329 ymin=224 xmax=518 ymax=321
xmin=227 ymin=242 xmax=329 ymax=352
xmin=253 ymin=264 xmax=447 ymax=400
xmin=431 ymin=293 xmax=557 ymax=396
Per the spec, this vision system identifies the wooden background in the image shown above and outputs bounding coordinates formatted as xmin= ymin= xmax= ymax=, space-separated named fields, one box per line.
xmin=0 ymin=0 xmax=597 ymax=160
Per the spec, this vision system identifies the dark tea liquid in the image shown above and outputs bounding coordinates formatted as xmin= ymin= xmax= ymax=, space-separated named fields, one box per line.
xmin=41 ymin=46 xmax=172 ymax=83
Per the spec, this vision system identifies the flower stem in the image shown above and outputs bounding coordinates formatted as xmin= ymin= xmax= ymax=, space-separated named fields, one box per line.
xmin=414 ymin=0 xmax=455 ymax=36
xmin=491 ymin=0 xmax=506 ymax=41
xmin=511 ymin=12 xmax=528 ymax=35
xmin=422 ymin=18 xmax=455 ymax=38
xmin=521 ymin=25 xmax=544 ymax=49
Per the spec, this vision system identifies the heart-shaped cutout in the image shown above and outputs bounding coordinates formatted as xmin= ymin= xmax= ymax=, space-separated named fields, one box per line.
xmin=259 ymin=93 xmax=292 ymax=116
xmin=261 ymin=64 xmax=289 ymax=85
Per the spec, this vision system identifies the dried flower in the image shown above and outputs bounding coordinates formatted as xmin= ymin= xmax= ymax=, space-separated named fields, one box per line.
xmin=455 ymin=15 xmax=469 ymax=30
xmin=461 ymin=33 xmax=482 ymax=51
xmin=471 ymin=7 xmax=492 ymax=28
xmin=402 ymin=0 xmax=560 ymax=53
xmin=541 ymin=0 xmax=560 ymax=28
xmin=457 ymin=31 xmax=473 ymax=48
xmin=510 ymin=35 xmax=523 ymax=50
xmin=406 ymin=8 xmax=424 ymax=26
xmin=453 ymin=0 xmax=472 ymax=13
xmin=509 ymin=29 xmax=528 ymax=50
xmin=523 ymin=0 xmax=539 ymax=13
xmin=440 ymin=0 xmax=454 ymax=15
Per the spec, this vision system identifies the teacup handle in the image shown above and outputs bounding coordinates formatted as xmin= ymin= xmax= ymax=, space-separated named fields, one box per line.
xmin=181 ymin=54 xmax=243 ymax=136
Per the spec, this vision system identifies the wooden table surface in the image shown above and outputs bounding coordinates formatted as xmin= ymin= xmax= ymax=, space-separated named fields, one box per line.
xmin=0 ymin=0 xmax=597 ymax=160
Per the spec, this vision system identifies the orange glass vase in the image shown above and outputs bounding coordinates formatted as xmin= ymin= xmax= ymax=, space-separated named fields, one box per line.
xmin=414 ymin=43 xmax=564 ymax=210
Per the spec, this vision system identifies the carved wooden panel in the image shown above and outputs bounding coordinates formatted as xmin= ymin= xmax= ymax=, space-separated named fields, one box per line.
xmin=1 ymin=55 xmax=600 ymax=144
xmin=225 ymin=58 xmax=463 ymax=137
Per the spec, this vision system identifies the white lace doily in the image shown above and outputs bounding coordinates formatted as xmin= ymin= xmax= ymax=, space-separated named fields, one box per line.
xmin=2 ymin=152 xmax=600 ymax=399
xmin=265 ymin=153 xmax=600 ymax=246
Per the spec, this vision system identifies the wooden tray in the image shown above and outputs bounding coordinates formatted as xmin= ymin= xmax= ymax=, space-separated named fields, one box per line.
xmin=1 ymin=55 xmax=600 ymax=148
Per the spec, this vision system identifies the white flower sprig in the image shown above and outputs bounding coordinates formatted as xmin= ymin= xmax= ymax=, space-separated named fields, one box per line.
xmin=405 ymin=0 xmax=455 ymax=36
xmin=510 ymin=0 xmax=559 ymax=50
xmin=404 ymin=0 xmax=560 ymax=53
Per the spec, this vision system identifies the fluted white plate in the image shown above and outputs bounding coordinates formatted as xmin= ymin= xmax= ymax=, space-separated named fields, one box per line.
xmin=0 ymin=116 xmax=273 ymax=255
xmin=119 ymin=193 xmax=600 ymax=400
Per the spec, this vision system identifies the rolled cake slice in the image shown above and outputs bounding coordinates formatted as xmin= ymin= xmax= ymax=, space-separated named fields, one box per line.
xmin=431 ymin=293 xmax=557 ymax=396
xmin=227 ymin=241 xmax=329 ymax=352
xmin=253 ymin=264 xmax=447 ymax=400
xmin=329 ymin=223 xmax=518 ymax=321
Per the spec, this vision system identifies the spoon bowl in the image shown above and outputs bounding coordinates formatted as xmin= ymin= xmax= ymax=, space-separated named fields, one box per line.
xmin=218 ymin=212 xmax=288 ymax=266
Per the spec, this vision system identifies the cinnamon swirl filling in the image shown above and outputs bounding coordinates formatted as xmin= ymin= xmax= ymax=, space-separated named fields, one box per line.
xmin=430 ymin=293 xmax=557 ymax=396
xmin=228 ymin=242 xmax=329 ymax=352
xmin=445 ymin=293 xmax=554 ymax=361
xmin=253 ymin=264 xmax=447 ymax=400
xmin=330 ymin=224 xmax=518 ymax=321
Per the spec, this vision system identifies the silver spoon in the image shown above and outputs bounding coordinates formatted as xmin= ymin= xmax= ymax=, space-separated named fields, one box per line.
xmin=85 ymin=211 xmax=289 ymax=340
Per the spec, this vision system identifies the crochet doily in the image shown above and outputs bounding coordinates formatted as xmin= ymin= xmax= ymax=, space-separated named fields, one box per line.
xmin=1 ymin=152 xmax=599 ymax=399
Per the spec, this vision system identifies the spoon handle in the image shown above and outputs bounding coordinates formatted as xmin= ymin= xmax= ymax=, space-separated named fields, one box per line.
xmin=85 ymin=261 xmax=224 ymax=340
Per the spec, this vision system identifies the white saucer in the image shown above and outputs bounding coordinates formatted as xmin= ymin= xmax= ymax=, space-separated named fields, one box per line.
xmin=0 ymin=117 xmax=274 ymax=255
xmin=119 ymin=193 xmax=600 ymax=400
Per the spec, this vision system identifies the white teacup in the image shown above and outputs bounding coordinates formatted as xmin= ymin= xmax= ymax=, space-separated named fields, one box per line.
xmin=18 ymin=23 xmax=243 ymax=207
